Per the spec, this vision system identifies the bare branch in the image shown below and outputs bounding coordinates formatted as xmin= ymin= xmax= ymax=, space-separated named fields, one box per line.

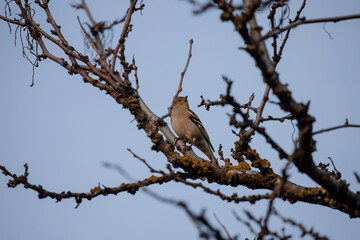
xmin=132 ymin=57 xmax=140 ymax=90
xmin=214 ymin=0 xmax=360 ymax=211
xmin=274 ymin=0 xmax=307 ymax=68
xmin=243 ymin=85 xmax=270 ymax=138
xmin=313 ymin=119 xmax=360 ymax=135
xmin=262 ymin=13 xmax=360 ymax=42
xmin=143 ymin=190 xmax=232 ymax=240
xmin=261 ymin=114 xmax=294 ymax=122
xmin=80 ymin=0 xmax=97 ymax=25
xmin=127 ymin=148 xmax=164 ymax=174
xmin=328 ymin=157 xmax=341 ymax=179
xmin=77 ymin=16 xmax=103 ymax=58
xmin=0 ymin=14 xmax=26 ymax=26
xmin=161 ymin=39 xmax=194 ymax=119
xmin=111 ymin=0 xmax=138 ymax=73
xmin=174 ymin=39 xmax=194 ymax=100
xmin=214 ymin=213 xmax=234 ymax=240
xmin=0 ymin=163 xmax=174 ymax=207
xmin=354 ymin=172 xmax=360 ymax=183
xmin=273 ymin=208 xmax=329 ymax=240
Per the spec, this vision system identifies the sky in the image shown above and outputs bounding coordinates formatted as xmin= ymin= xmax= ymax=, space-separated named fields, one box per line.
xmin=1 ymin=0 xmax=360 ymax=239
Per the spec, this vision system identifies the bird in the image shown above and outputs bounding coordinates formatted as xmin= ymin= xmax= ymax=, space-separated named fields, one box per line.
xmin=170 ymin=96 xmax=217 ymax=164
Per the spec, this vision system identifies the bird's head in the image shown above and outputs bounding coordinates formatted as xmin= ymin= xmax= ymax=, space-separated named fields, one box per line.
xmin=173 ymin=96 xmax=188 ymax=107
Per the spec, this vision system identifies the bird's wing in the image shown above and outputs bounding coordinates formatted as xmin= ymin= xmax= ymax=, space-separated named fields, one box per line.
xmin=188 ymin=109 xmax=215 ymax=152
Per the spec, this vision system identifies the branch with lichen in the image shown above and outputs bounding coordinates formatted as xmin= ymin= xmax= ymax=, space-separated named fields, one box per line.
xmin=1 ymin=0 xmax=360 ymax=221
xmin=211 ymin=0 xmax=360 ymax=212
xmin=0 ymin=163 xmax=173 ymax=208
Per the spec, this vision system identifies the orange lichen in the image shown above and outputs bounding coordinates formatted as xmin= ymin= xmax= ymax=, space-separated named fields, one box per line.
xmin=197 ymin=161 xmax=210 ymax=174
xmin=246 ymin=147 xmax=260 ymax=159
xmin=175 ymin=155 xmax=212 ymax=175
xmin=223 ymin=158 xmax=232 ymax=166
xmin=242 ymin=147 xmax=277 ymax=187
xmin=148 ymin=175 xmax=159 ymax=183
xmin=231 ymin=141 xmax=244 ymax=162
xmin=179 ymin=155 xmax=195 ymax=166
xmin=90 ymin=185 xmax=101 ymax=194
xmin=256 ymin=170 xmax=277 ymax=187
xmin=120 ymin=183 xmax=127 ymax=188
xmin=168 ymin=151 xmax=180 ymax=157
xmin=252 ymin=158 xmax=271 ymax=170
xmin=297 ymin=187 xmax=324 ymax=198
xmin=218 ymin=148 xmax=224 ymax=156
xmin=231 ymin=161 xmax=251 ymax=170
xmin=245 ymin=147 xmax=272 ymax=172
xmin=220 ymin=12 xmax=231 ymax=21
xmin=221 ymin=172 xmax=233 ymax=184
xmin=151 ymin=133 xmax=163 ymax=143
xmin=329 ymin=199 xmax=338 ymax=209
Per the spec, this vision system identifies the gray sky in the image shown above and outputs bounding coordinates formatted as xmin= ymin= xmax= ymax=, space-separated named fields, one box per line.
xmin=1 ymin=0 xmax=360 ymax=239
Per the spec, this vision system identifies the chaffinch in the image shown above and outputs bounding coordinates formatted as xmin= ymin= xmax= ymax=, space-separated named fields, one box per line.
xmin=170 ymin=96 xmax=216 ymax=162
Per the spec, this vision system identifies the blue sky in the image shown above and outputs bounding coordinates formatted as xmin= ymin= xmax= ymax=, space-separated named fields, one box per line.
xmin=1 ymin=0 xmax=360 ymax=239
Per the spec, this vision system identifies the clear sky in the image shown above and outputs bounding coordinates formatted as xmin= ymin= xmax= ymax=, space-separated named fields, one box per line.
xmin=1 ymin=0 xmax=360 ymax=239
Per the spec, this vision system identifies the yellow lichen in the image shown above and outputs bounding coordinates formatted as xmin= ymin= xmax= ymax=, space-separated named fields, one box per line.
xmin=198 ymin=161 xmax=210 ymax=174
xmin=221 ymin=172 xmax=233 ymax=184
xmin=252 ymin=159 xmax=271 ymax=170
xmin=231 ymin=141 xmax=244 ymax=162
xmin=179 ymin=155 xmax=195 ymax=166
xmin=246 ymin=147 xmax=260 ymax=159
xmin=151 ymin=133 xmax=163 ymax=143
xmin=148 ymin=175 xmax=159 ymax=182
xmin=232 ymin=161 xmax=251 ymax=170
xmin=220 ymin=12 xmax=231 ymax=21
xmin=329 ymin=199 xmax=337 ymax=209
xmin=297 ymin=187 xmax=324 ymax=198
xmin=223 ymin=158 xmax=232 ymax=166
xmin=90 ymin=185 xmax=101 ymax=194
xmin=218 ymin=149 xmax=223 ymax=156
xmin=259 ymin=172 xmax=276 ymax=186
xmin=168 ymin=151 xmax=181 ymax=158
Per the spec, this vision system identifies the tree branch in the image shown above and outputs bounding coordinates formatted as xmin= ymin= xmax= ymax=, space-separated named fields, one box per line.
xmin=261 ymin=13 xmax=360 ymax=41
xmin=313 ymin=120 xmax=360 ymax=135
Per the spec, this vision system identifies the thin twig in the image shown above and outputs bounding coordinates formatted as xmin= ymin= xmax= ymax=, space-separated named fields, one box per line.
xmin=77 ymin=16 xmax=103 ymax=58
xmin=111 ymin=0 xmax=137 ymax=73
xmin=261 ymin=114 xmax=294 ymax=122
xmin=132 ymin=57 xmax=139 ymax=90
xmin=0 ymin=14 xmax=26 ymax=26
xmin=127 ymin=148 xmax=164 ymax=174
xmin=245 ymin=93 xmax=255 ymax=118
xmin=273 ymin=208 xmax=329 ymax=240
xmin=143 ymin=189 xmax=229 ymax=240
xmin=313 ymin=120 xmax=360 ymax=135
xmin=276 ymin=0 xmax=306 ymax=66
xmin=174 ymin=39 xmax=193 ymax=99
xmin=244 ymin=85 xmax=270 ymax=138
xmin=328 ymin=157 xmax=340 ymax=176
xmin=161 ymin=39 xmax=194 ymax=119
xmin=214 ymin=213 xmax=233 ymax=240
xmin=80 ymin=0 xmax=96 ymax=25
xmin=261 ymin=13 xmax=360 ymax=41
xmin=354 ymin=172 xmax=360 ymax=183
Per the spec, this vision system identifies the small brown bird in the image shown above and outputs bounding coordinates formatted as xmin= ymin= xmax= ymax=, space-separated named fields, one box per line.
xmin=170 ymin=96 xmax=216 ymax=162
